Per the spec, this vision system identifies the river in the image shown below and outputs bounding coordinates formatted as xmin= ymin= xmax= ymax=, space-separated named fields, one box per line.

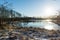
xmin=20 ymin=19 xmax=60 ymax=30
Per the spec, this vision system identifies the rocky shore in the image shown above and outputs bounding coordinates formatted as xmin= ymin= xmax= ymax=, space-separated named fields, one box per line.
xmin=0 ymin=27 xmax=60 ymax=40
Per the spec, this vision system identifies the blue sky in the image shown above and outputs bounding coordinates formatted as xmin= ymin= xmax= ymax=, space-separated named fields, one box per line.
xmin=0 ymin=0 xmax=60 ymax=17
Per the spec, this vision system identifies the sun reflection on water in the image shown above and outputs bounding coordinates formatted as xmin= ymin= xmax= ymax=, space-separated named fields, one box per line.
xmin=45 ymin=19 xmax=52 ymax=22
xmin=44 ymin=19 xmax=54 ymax=30
xmin=44 ymin=25 xmax=54 ymax=30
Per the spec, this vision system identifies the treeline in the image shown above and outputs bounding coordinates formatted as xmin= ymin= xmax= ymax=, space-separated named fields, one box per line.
xmin=0 ymin=5 xmax=21 ymax=18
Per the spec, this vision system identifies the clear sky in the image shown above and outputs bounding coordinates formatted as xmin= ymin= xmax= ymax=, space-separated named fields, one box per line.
xmin=0 ymin=0 xmax=60 ymax=17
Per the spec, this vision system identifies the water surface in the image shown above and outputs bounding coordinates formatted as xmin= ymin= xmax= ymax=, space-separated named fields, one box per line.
xmin=21 ymin=20 xmax=60 ymax=30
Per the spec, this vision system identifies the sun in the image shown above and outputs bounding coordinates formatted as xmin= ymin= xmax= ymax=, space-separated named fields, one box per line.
xmin=43 ymin=5 xmax=55 ymax=17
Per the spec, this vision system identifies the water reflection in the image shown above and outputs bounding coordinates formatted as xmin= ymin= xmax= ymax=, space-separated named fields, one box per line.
xmin=45 ymin=19 xmax=52 ymax=22
xmin=44 ymin=25 xmax=54 ymax=30
xmin=43 ymin=21 xmax=60 ymax=30
xmin=22 ymin=19 xmax=60 ymax=30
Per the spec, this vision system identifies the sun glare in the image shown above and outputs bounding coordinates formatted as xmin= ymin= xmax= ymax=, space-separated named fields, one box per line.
xmin=45 ymin=19 xmax=52 ymax=22
xmin=44 ymin=25 xmax=54 ymax=30
xmin=44 ymin=5 xmax=55 ymax=17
